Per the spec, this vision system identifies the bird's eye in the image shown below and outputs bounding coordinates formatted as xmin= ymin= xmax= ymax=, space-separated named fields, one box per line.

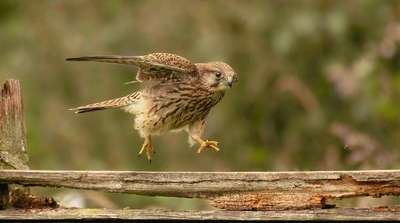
xmin=215 ymin=72 xmax=222 ymax=78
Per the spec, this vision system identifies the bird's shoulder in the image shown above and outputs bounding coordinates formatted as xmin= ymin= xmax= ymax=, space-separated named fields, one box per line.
xmin=135 ymin=53 xmax=197 ymax=82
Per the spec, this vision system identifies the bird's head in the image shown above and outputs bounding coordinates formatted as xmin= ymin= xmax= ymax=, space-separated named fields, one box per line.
xmin=197 ymin=62 xmax=238 ymax=91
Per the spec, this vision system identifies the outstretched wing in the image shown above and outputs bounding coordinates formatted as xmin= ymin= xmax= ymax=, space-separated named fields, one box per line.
xmin=66 ymin=53 xmax=198 ymax=82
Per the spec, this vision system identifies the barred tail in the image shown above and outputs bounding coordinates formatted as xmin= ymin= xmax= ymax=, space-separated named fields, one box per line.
xmin=70 ymin=92 xmax=140 ymax=114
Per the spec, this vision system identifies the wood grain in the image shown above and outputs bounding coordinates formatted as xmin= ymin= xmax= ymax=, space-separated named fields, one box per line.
xmin=0 ymin=79 xmax=30 ymax=209
xmin=1 ymin=207 xmax=400 ymax=221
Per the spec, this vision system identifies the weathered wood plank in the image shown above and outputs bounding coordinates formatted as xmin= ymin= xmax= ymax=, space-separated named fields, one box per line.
xmin=0 ymin=80 xmax=29 ymax=170
xmin=0 ymin=80 xmax=30 ymax=210
xmin=0 ymin=170 xmax=399 ymax=210
xmin=1 ymin=207 xmax=400 ymax=221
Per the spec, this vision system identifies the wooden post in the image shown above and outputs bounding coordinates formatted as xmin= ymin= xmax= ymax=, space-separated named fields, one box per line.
xmin=0 ymin=79 xmax=30 ymax=209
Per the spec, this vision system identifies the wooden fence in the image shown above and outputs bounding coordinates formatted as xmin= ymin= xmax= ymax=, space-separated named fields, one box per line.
xmin=1 ymin=79 xmax=399 ymax=221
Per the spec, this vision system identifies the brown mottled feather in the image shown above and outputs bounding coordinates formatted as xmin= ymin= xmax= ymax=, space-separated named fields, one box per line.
xmin=72 ymin=92 xmax=141 ymax=113
xmin=66 ymin=53 xmax=198 ymax=82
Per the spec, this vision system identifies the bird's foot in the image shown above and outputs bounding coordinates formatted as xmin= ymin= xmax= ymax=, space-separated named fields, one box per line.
xmin=197 ymin=139 xmax=220 ymax=155
xmin=138 ymin=136 xmax=155 ymax=163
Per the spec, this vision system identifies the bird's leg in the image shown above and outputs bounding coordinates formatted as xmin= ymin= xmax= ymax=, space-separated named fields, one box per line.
xmin=187 ymin=119 xmax=220 ymax=155
xmin=138 ymin=135 xmax=155 ymax=163
xmin=191 ymin=135 xmax=220 ymax=155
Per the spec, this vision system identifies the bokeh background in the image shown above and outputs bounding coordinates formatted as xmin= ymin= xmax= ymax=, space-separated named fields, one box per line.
xmin=1 ymin=0 xmax=400 ymax=210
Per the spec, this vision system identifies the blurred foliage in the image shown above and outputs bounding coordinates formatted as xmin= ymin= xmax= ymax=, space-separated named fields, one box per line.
xmin=1 ymin=0 xmax=400 ymax=210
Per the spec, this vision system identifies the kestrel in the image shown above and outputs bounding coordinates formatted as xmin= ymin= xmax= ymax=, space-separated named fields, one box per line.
xmin=67 ymin=53 xmax=238 ymax=163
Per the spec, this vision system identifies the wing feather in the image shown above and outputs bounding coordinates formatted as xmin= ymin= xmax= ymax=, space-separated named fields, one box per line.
xmin=66 ymin=53 xmax=198 ymax=82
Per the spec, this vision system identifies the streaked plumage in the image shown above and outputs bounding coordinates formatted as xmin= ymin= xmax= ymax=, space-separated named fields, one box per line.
xmin=67 ymin=53 xmax=238 ymax=163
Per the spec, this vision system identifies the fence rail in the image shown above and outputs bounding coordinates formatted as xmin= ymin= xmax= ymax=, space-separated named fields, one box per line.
xmin=1 ymin=207 xmax=400 ymax=221
xmin=1 ymin=169 xmax=400 ymax=211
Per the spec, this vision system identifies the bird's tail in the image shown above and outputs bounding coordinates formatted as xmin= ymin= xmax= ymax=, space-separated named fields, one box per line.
xmin=70 ymin=92 xmax=140 ymax=114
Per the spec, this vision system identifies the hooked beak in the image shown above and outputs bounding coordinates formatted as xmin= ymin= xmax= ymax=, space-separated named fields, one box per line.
xmin=225 ymin=79 xmax=233 ymax=88
xmin=225 ymin=73 xmax=238 ymax=88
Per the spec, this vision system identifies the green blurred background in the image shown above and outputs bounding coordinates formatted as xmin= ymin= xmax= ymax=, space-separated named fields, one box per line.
xmin=1 ymin=0 xmax=399 ymax=210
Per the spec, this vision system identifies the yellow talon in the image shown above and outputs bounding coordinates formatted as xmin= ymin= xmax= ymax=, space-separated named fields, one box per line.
xmin=197 ymin=139 xmax=220 ymax=154
xmin=138 ymin=136 xmax=155 ymax=163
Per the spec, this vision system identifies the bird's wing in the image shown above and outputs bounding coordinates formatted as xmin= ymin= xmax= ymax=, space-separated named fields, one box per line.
xmin=66 ymin=53 xmax=198 ymax=82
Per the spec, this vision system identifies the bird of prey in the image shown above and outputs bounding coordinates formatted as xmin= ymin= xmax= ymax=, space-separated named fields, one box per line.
xmin=67 ymin=53 xmax=238 ymax=163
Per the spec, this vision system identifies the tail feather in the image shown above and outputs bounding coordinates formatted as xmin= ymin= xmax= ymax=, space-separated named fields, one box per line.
xmin=70 ymin=92 xmax=139 ymax=114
